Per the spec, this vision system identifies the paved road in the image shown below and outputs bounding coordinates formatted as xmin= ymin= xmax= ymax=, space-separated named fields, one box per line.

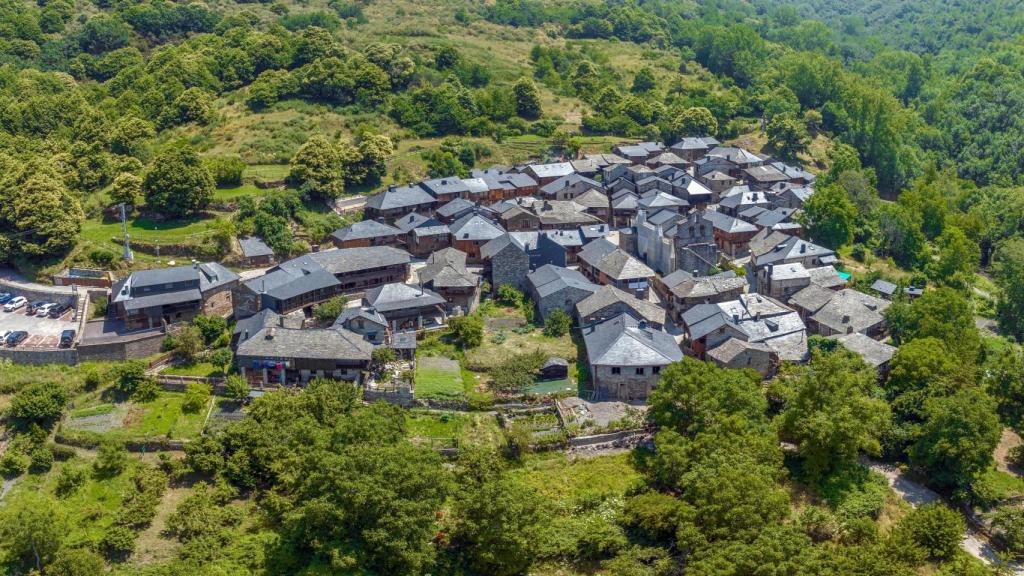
xmin=866 ymin=459 xmax=1022 ymax=573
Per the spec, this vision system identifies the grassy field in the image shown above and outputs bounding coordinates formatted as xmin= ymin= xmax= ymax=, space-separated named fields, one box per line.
xmin=66 ymin=390 xmax=210 ymax=442
xmin=161 ymin=362 xmax=226 ymax=378
xmin=415 ymin=355 xmax=464 ymax=399
xmin=0 ymin=361 xmax=114 ymax=394
xmin=509 ymin=452 xmax=642 ymax=502
xmin=405 ymin=410 xmax=504 ymax=449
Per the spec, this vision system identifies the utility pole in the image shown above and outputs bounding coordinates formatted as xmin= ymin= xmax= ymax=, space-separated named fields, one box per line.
xmin=119 ymin=203 xmax=133 ymax=263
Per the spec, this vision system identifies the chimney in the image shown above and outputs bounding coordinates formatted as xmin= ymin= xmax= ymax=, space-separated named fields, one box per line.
xmin=266 ymin=327 xmax=275 ymax=340
xmin=279 ymin=315 xmax=285 ymax=327
xmin=243 ymin=329 xmax=249 ymax=340
xmin=732 ymin=313 xmax=739 ymax=323
xmin=800 ymin=243 xmax=806 ymax=254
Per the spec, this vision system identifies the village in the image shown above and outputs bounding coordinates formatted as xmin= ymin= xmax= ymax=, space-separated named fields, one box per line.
xmin=27 ymin=135 xmax=913 ymax=436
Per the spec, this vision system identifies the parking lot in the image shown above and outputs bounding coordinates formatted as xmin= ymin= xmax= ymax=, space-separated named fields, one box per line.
xmin=0 ymin=305 xmax=78 ymax=349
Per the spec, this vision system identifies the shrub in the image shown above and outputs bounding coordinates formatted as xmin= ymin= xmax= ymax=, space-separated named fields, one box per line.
xmin=94 ymin=439 xmax=129 ymax=477
xmin=9 ymin=381 xmax=68 ymax=425
xmin=0 ymin=450 xmax=29 ymax=478
xmin=28 ymin=446 xmax=54 ymax=473
xmin=184 ymin=435 xmax=224 ymax=477
xmin=192 ymin=315 xmax=228 ymax=346
xmin=112 ymin=361 xmax=147 ymax=396
xmin=88 ymin=249 xmax=117 ymax=267
xmin=182 ymin=383 xmax=212 ymax=414
xmin=132 ymin=378 xmax=159 ymax=402
xmin=448 ymin=314 xmax=484 ymax=348
xmin=312 ymin=295 xmax=349 ymax=324
xmin=56 ymin=464 xmax=88 ymax=496
xmin=371 ymin=347 xmax=397 ymax=365
xmin=224 ymin=374 xmax=250 ymax=402
xmin=48 ymin=547 xmax=106 ymax=576
xmin=100 ymin=525 xmax=137 ymax=560
xmin=203 ymin=156 xmax=246 ymax=187
xmin=83 ymin=367 xmax=104 ymax=391
xmin=543 ymin=308 xmax=572 ymax=337
xmin=496 ymin=284 xmax=523 ymax=307
xmin=91 ymin=296 xmax=108 ymax=318
xmin=897 ymin=503 xmax=965 ymax=561
xmin=489 ymin=350 xmax=546 ymax=393
xmin=209 ymin=348 xmax=233 ymax=375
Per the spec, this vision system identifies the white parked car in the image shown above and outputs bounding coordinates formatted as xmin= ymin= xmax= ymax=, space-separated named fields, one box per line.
xmin=35 ymin=302 xmax=56 ymax=316
xmin=3 ymin=296 xmax=26 ymax=312
xmin=0 ymin=330 xmax=10 ymax=343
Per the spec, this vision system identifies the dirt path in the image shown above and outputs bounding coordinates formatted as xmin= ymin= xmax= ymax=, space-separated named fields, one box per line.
xmin=996 ymin=428 xmax=1023 ymax=474
xmin=865 ymin=459 xmax=1023 ymax=574
xmin=130 ymin=486 xmax=188 ymax=566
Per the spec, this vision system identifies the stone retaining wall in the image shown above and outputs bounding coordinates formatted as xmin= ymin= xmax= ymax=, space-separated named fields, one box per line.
xmin=0 ymin=348 xmax=77 ymax=365
xmin=569 ymin=429 xmax=646 ymax=448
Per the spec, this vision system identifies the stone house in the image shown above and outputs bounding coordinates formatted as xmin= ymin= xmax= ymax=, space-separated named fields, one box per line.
xmin=450 ymin=212 xmax=506 ymax=263
xmin=575 ymin=284 xmax=666 ymax=329
xmin=234 ymin=320 xmax=373 ymax=386
xmin=364 ymin=184 xmax=437 ymax=221
xmin=577 ymin=238 xmax=656 ymax=299
xmin=527 ymin=264 xmax=600 ymax=321
xmin=363 ymin=283 xmax=448 ymax=333
xmin=417 ymin=247 xmax=481 ymax=313
xmin=480 ymin=234 xmax=531 ymax=293
xmin=110 ymin=262 xmax=238 ymax=331
xmin=582 ymin=313 xmax=683 ymax=402
xmin=331 ymin=220 xmax=404 ymax=249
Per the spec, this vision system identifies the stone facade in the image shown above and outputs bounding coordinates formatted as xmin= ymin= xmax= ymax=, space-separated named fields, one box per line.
xmin=488 ymin=243 xmax=531 ymax=293
xmin=674 ymin=212 xmax=719 ymax=277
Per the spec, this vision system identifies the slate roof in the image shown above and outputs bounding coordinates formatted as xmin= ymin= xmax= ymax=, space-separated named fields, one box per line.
xmin=575 ymin=285 xmax=666 ymax=326
xmin=331 ymin=220 xmax=403 ymax=243
xmin=754 ymin=236 xmax=835 ymax=267
xmin=578 ymin=239 xmax=655 ymax=280
xmin=660 ymin=269 xmax=695 ymax=290
xmin=836 ymin=332 xmax=896 ymax=368
xmin=706 ymin=337 xmax=773 ymax=364
xmin=539 ymin=174 xmax=602 ymax=197
xmin=527 ymin=265 xmax=599 ymax=299
xmin=770 ymin=161 xmax=816 ymax=182
xmin=239 ymin=236 xmax=274 ymax=258
xmin=788 ymin=284 xmax=837 ymax=315
xmin=420 ymin=177 xmax=471 ymax=198
xmin=450 ymin=213 xmax=505 ymax=242
xmin=306 ymin=246 xmax=411 ymax=275
xmin=707 ymin=146 xmax=767 ymax=165
xmin=540 ymin=229 xmax=584 ymax=248
xmin=749 ymin=229 xmax=793 ymax=259
xmin=115 ymin=263 xmax=238 ymax=307
xmin=744 ymin=164 xmax=790 ymax=183
xmin=236 ymin=325 xmax=374 ymax=361
xmin=574 ymin=188 xmax=610 ymax=209
xmin=418 ymin=248 xmax=479 ymax=288
xmin=461 ymin=178 xmax=490 ymax=195
xmin=682 ymin=293 xmax=807 ymax=361
xmin=671 ymin=136 xmax=720 ymax=150
xmin=639 ymin=192 xmax=689 ymax=211
xmin=123 ymin=288 xmax=202 ymax=311
xmin=363 ymin=283 xmax=447 ymax=313
xmin=480 ymin=234 xmax=528 ymax=259
xmin=245 ymin=266 xmax=340 ymax=301
xmin=752 ymin=208 xmax=797 ymax=228
xmin=807 ymin=266 xmax=846 ymax=289
xmin=533 ymin=201 xmax=602 ymax=227
xmin=809 ymin=289 xmax=890 ymax=335
xmin=365 ymin=185 xmax=436 ymax=211
xmin=234 ymin=308 xmax=280 ymax=342
xmin=671 ymin=275 xmax=748 ymax=300
xmin=719 ymin=190 xmax=771 ymax=211
xmin=703 ymin=210 xmax=758 ymax=234
xmin=870 ymin=279 xmax=898 ymax=296
xmin=583 ymin=313 xmax=682 ymax=367
xmin=393 ymin=212 xmax=435 ymax=233
xmin=436 ymin=198 xmax=477 ymax=219
xmin=579 ymin=224 xmax=612 ymax=242
xmin=527 ymin=162 xmax=575 ymax=179
xmin=335 ymin=306 xmax=387 ymax=328
xmin=649 ymin=151 xmax=687 ymax=165
xmin=612 ymin=194 xmax=639 ymax=211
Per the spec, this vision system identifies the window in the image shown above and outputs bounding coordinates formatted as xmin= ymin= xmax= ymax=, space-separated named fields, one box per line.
xmin=652 ymin=366 xmax=661 ymax=374
xmin=635 ymin=367 xmax=644 ymax=375
xmin=611 ymin=367 xmax=621 ymax=375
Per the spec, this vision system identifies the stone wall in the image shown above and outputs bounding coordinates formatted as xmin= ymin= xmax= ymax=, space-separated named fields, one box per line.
xmin=77 ymin=327 xmax=166 ymax=362
xmin=0 ymin=279 xmax=77 ymax=306
xmin=0 ymin=348 xmax=77 ymax=365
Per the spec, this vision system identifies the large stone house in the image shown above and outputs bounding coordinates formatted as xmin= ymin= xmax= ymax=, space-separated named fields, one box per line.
xmin=577 ymin=238 xmax=656 ymax=299
xmin=682 ymin=293 xmax=808 ymax=363
xmin=480 ymin=233 xmax=532 ymax=293
xmin=110 ymin=263 xmax=238 ymax=331
xmin=417 ymin=248 xmax=481 ymax=313
xmin=234 ymin=318 xmax=373 ymax=386
xmin=582 ymin=313 xmax=683 ymax=402
xmin=363 ymin=283 xmax=448 ymax=332
xmin=233 ymin=246 xmax=411 ymax=319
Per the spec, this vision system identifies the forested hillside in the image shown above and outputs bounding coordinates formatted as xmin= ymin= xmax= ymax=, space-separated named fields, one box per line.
xmin=3 ymin=0 xmax=1024 ymax=575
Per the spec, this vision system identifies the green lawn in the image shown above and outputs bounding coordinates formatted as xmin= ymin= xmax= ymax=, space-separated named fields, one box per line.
xmin=415 ymin=356 xmax=464 ymax=399
xmin=243 ymin=164 xmax=291 ymax=180
xmin=406 ymin=410 xmax=467 ymax=439
xmin=67 ymin=391 xmax=210 ymax=441
xmin=162 ymin=362 xmax=226 ymax=378
xmin=79 ymin=214 xmax=219 ymax=248
xmin=212 ymin=183 xmax=270 ymax=203
xmin=978 ymin=468 xmax=1024 ymax=500
xmin=509 ymin=452 xmax=642 ymax=501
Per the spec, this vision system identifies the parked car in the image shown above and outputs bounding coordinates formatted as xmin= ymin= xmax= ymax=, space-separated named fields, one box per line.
xmin=48 ymin=303 xmax=71 ymax=318
xmin=25 ymin=300 xmax=49 ymax=314
xmin=35 ymin=303 xmax=56 ymax=317
xmin=60 ymin=329 xmax=76 ymax=348
xmin=0 ymin=293 xmax=13 ymax=304
xmin=3 ymin=296 xmax=27 ymax=312
xmin=5 ymin=331 xmax=28 ymax=347
xmin=0 ymin=330 xmax=10 ymax=343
